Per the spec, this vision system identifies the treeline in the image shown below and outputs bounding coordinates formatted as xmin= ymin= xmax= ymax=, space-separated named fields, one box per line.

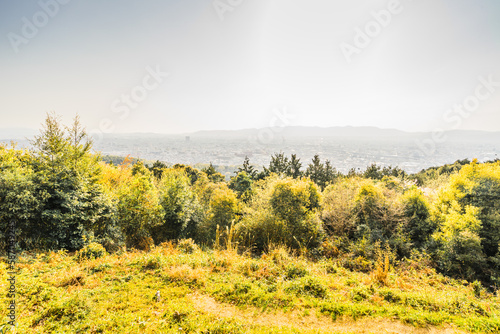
xmin=1 ymin=114 xmax=500 ymax=288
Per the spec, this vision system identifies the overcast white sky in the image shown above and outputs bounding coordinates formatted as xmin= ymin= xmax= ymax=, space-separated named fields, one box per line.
xmin=1 ymin=0 xmax=499 ymax=134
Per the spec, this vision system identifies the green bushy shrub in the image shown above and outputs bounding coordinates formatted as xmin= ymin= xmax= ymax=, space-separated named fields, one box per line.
xmin=75 ymin=242 xmax=107 ymax=261
xmin=285 ymin=276 xmax=328 ymax=298
xmin=238 ymin=176 xmax=324 ymax=253
xmin=177 ymin=238 xmax=199 ymax=254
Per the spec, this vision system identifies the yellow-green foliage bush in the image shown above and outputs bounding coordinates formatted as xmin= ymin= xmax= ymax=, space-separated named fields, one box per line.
xmin=117 ymin=163 xmax=164 ymax=249
xmin=139 ymin=251 xmax=166 ymax=270
xmin=238 ymin=175 xmax=324 ymax=253
xmin=322 ymin=177 xmax=405 ymax=244
xmin=196 ymin=181 xmax=241 ymax=245
xmin=177 ymin=238 xmax=199 ymax=254
xmin=153 ymin=168 xmax=200 ymax=242
xmin=431 ymin=160 xmax=500 ymax=283
xmin=284 ymin=276 xmax=328 ymax=298
xmin=321 ymin=177 xmax=362 ymax=238
xmin=352 ymin=180 xmax=403 ymax=242
xmin=75 ymin=242 xmax=107 ymax=261
xmin=401 ymin=187 xmax=435 ymax=248
xmin=321 ymin=177 xmax=412 ymax=268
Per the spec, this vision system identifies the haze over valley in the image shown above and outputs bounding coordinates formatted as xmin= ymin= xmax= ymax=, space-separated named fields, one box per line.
xmin=2 ymin=126 xmax=499 ymax=174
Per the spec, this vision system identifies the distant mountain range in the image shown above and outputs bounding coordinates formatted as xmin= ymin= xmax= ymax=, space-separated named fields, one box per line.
xmin=0 ymin=128 xmax=37 ymax=140
xmin=187 ymin=126 xmax=500 ymax=141
xmin=1 ymin=126 xmax=500 ymax=142
xmin=189 ymin=126 xmax=406 ymax=138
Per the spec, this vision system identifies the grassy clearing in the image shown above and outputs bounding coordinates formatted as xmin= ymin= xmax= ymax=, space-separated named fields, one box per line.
xmin=1 ymin=243 xmax=499 ymax=333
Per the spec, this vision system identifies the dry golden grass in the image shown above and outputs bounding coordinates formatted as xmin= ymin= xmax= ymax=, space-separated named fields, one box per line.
xmin=190 ymin=293 xmax=468 ymax=334
xmin=165 ymin=264 xmax=208 ymax=285
xmin=56 ymin=273 xmax=85 ymax=288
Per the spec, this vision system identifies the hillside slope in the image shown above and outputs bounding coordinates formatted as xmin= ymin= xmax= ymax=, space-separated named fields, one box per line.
xmin=2 ymin=243 xmax=499 ymax=333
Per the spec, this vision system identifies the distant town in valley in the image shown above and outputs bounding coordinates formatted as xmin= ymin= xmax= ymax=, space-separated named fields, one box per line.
xmin=2 ymin=126 xmax=499 ymax=176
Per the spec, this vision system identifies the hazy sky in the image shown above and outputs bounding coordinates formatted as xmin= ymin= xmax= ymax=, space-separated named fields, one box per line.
xmin=1 ymin=0 xmax=499 ymax=134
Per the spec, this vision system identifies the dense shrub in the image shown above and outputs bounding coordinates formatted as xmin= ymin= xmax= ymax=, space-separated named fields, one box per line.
xmin=237 ymin=176 xmax=324 ymax=253
xmin=0 ymin=115 xmax=115 ymax=252
xmin=177 ymin=238 xmax=199 ymax=254
xmin=117 ymin=164 xmax=164 ymax=250
xmin=401 ymin=188 xmax=436 ymax=249
xmin=321 ymin=178 xmax=362 ymax=238
xmin=196 ymin=181 xmax=240 ymax=245
xmin=285 ymin=276 xmax=328 ymax=298
xmin=152 ymin=168 xmax=201 ymax=243
xmin=75 ymin=242 xmax=107 ymax=261
xmin=352 ymin=180 xmax=402 ymax=242
xmin=431 ymin=161 xmax=500 ymax=283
